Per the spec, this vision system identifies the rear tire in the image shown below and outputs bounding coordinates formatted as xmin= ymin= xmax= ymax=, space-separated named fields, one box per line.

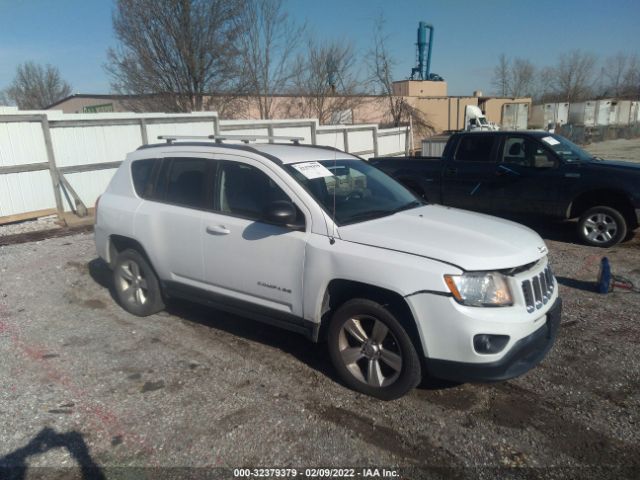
xmin=328 ymin=298 xmax=422 ymax=400
xmin=577 ymin=206 xmax=627 ymax=248
xmin=113 ymin=249 xmax=165 ymax=316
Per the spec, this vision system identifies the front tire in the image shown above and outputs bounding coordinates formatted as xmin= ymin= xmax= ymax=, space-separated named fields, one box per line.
xmin=577 ymin=206 xmax=627 ymax=247
xmin=328 ymin=299 xmax=422 ymax=400
xmin=113 ymin=249 xmax=165 ymax=316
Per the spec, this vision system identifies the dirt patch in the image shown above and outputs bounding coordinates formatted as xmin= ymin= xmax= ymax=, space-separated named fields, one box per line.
xmin=0 ymin=225 xmax=93 ymax=246
xmin=215 ymin=408 xmax=252 ymax=434
xmin=141 ymin=380 xmax=165 ymax=393
xmin=82 ymin=299 xmax=107 ymax=310
xmin=415 ymin=385 xmax=479 ymax=411
xmin=483 ymin=383 xmax=639 ymax=465
xmin=308 ymin=404 xmax=460 ymax=468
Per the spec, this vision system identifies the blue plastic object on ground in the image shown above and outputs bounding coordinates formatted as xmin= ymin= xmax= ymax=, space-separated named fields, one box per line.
xmin=597 ymin=257 xmax=612 ymax=294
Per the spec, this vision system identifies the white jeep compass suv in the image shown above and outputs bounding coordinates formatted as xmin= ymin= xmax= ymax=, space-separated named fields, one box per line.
xmin=95 ymin=135 xmax=562 ymax=400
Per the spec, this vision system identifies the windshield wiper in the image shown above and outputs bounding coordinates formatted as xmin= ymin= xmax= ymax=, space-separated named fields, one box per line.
xmin=345 ymin=201 xmax=423 ymax=224
xmin=344 ymin=210 xmax=393 ymax=223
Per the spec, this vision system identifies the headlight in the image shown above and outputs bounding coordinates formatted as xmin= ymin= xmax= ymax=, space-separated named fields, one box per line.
xmin=444 ymin=272 xmax=513 ymax=307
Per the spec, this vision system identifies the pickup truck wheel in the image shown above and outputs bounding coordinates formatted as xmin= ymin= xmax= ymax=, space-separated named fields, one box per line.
xmin=113 ymin=249 xmax=165 ymax=316
xmin=328 ymin=299 xmax=421 ymax=400
xmin=577 ymin=206 xmax=627 ymax=247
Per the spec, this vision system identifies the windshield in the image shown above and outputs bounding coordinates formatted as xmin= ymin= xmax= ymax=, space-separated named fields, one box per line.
xmin=285 ymin=159 xmax=421 ymax=225
xmin=541 ymin=134 xmax=594 ymax=163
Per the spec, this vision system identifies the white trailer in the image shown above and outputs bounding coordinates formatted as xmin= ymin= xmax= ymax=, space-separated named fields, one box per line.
xmin=530 ymin=103 xmax=569 ymax=129
xmin=594 ymin=99 xmax=618 ymax=126
xmin=569 ymin=101 xmax=597 ymax=126
xmin=615 ymin=100 xmax=640 ymax=126
xmin=501 ymin=103 xmax=528 ymax=130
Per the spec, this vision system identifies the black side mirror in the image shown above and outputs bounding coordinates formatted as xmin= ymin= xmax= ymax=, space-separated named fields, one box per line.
xmin=264 ymin=200 xmax=302 ymax=229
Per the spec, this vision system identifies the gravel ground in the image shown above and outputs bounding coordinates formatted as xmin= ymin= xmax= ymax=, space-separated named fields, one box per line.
xmin=0 ymin=228 xmax=639 ymax=479
xmin=583 ymin=137 xmax=640 ymax=163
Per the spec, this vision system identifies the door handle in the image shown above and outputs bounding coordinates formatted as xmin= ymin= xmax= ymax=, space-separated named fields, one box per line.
xmin=206 ymin=225 xmax=230 ymax=235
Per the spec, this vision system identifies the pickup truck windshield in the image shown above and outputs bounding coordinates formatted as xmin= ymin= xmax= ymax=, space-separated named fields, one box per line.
xmin=543 ymin=135 xmax=594 ymax=163
xmin=286 ymin=159 xmax=420 ymax=225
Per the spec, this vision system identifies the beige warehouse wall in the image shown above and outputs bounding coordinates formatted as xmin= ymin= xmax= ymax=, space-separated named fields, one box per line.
xmin=392 ymin=80 xmax=448 ymax=97
xmin=49 ymin=93 xmax=532 ymax=135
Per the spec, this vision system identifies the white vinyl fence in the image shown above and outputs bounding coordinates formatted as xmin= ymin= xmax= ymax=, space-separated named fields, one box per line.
xmin=0 ymin=110 xmax=409 ymax=222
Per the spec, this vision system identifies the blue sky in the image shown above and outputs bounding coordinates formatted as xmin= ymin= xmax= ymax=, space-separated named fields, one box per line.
xmin=1 ymin=0 xmax=638 ymax=97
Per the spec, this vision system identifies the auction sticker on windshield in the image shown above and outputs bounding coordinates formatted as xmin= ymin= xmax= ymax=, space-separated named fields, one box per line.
xmin=291 ymin=161 xmax=334 ymax=179
xmin=542 ymin=136 xmax=561 ymax=145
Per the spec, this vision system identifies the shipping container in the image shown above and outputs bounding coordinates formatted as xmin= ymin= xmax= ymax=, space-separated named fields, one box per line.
xmin=569 ymin=101 xmax=597 ymax=126
xmin=530 ymin=103 xmax=570 ymax=128
xmin=501 ymin=103 xmax=528 ymax=130
xmin=615 ymin=100 xmax=640 ymax=125
xmin=594 ymin=99 xmax=618 ymax=126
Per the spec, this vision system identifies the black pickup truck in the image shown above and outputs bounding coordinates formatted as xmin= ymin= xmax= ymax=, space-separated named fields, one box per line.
xmin=371 ymin=131 xmax=640 ymax=247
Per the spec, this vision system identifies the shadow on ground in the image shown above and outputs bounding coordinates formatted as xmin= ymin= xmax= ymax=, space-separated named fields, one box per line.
xmin=0 ymin=427 xmax=105 ymax=480
xmin=556 ymin=276 xmax=597 ymax=292
xmin=88 ymin=257 xmax=339 ymax=385
xmin=88 ymin=257 xmax=459 ymax=394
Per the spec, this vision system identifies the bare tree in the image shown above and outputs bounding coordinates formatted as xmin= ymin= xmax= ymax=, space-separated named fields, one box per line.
xmin=0 ymin=89 xmax=9 ymax=106
xmin=511 ymin=58 xmax=535 ymax=97
xmin=534 ymin=66 xmax=558 ymax=103
xmin=237 ymin=0 xmax=304 ymax=119
xmin=3 ymin=62 xmax=71 ymax=109
xmin=368 ymin=16 xmax=405 ymax=126
xmin=621 ymin=54 xmax=640 ymax=98
xmin=492 ymin=54 xmax=510 ymax=96
xmin=106 ymin=0 xmax=243 ymax=112
xmin=598 ymin=52 xmax=640 ymax=98
xmin=551 ymin=50 xmax=596 ymax=102
xmin=291 ymin=37 xmax=363 ymax=124
xmin=603 ymin=52 xmax=628 ymax=97
xmin=492 ymin=55 xmax=535 ymax=97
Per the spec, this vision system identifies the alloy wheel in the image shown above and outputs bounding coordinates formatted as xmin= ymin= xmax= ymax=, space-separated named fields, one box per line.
xmin=582 ymin=212 xmax=618 ymax=245
xmin=337 ymin=315 xmax=403 ymax=387
xmin=115 ymin=260 xmax=149 ymax=306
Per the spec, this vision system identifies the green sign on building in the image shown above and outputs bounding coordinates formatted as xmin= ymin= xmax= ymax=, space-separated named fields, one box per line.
xmin=83 ymin=103 xmax=114 ymax=113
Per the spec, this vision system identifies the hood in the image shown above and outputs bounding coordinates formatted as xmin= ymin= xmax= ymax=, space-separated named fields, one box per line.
xmin=338 ymin=204 xmax=547 ymax=271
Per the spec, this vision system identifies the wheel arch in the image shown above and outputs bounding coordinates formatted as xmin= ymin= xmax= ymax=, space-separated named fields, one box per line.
xmin=568 ymin=189 xmax=637 ymax=228
xmin=317 ymin=279 xmax=425 ymax=357
xmin=107 ymin=235 xmax=152 ymax=268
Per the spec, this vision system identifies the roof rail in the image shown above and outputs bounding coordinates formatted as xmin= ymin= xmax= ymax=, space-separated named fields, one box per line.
xmin=157 ymin=134 xmax=304 ymax=145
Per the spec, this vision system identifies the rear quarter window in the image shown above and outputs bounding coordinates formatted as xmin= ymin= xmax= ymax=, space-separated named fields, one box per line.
xmin=131 ymin=159 xmax=156 ymax=198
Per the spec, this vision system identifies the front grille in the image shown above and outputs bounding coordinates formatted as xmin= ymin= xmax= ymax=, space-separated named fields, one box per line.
xmin=521 ymin=265 xmax=554 ymax=313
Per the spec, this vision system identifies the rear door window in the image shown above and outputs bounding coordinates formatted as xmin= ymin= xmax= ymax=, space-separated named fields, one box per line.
xmin=161 ymin=158 xmax=211 ymax=209
xmin=454 ymin=135 xmax=496 ymax=162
